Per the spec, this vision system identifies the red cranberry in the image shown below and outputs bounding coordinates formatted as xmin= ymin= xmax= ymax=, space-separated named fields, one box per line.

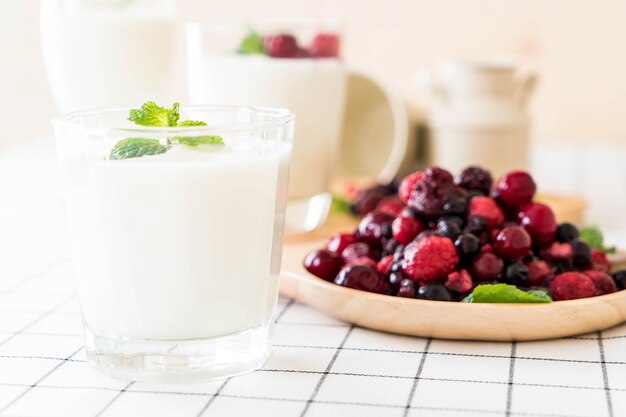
xmin=264 ymin=34 xmax=298 ymax=58
xmin=518 ymin=202 xmax=557 ymax=245
xmin=525 ymin=259 xmax=554 ymax=287
xmin=334 ymin=265 xmax=388 ymax=294
xmin=549 ymin=272 xmax=595 ymax=301
xmin=358 ymin=210 xmax=395 ymax=247
xmin=493 ymin=225 xmax=532 ymax=260
xmin=341 ymin=242 xmax=380 ymax=263
xmin=445 ymin=269 xmax=473 ymax=293
xmin=304 ymin=250 xmax=343 ymax=281
xmin=326 ymin=233 xmax=358 ymax=255
xmin=392 ymin=216 xmax=424 ymax=244
xmin=309 ymin=33 xmax=340 ymax=57
xmin=495 ymin=171 xmax=537 ymax=208
xmin=470 ymin=252 xmax=504 ymax=281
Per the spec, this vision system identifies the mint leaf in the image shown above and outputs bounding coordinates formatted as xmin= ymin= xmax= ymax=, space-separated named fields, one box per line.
xmin=579 ymin=225 xmax=617 ymax=254
xmin=171 ymin=135 xmax=224 ymax=146
xmin=238 ymin=32 xmax=264 ymax=54
xmin=178 ymin=120 xmax=207 ymax=127
xmin=330 ymin=196 xmax=351 ymax=214
xmin=462 ymin=284 xmax=552 ymax=304
xmin=128 ymin=102 xmax=180 ymax=127
xmin=109 ymin=138 xmax=169 ymax=160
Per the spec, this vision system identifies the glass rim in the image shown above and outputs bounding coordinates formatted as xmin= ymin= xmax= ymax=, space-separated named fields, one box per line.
xmin=53 ymin=105 xmax=295 ymax=136
xmin=186 ymin=18 xmax=343 ymax=31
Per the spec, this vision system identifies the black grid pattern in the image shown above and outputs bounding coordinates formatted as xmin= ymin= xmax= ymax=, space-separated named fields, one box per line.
xmin=2 ymin=143 xmax=626 ymax=417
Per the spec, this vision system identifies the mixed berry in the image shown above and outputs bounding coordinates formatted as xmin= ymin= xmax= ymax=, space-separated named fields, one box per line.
xmin=305 ymin=166 xmax=624 ymax=302
xmin=238 ymin=31 xmax=340 ymax=59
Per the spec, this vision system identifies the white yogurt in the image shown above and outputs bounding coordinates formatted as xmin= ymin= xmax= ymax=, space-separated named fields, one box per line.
xmin=187 ymin=54 xmax=347 ymax=200
xmin=59 ymin=142 xmax=289 ymax=340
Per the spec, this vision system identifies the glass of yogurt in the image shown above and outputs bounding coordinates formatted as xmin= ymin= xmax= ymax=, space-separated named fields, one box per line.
xmin=54 ymin=105 xmax=294 ymax=382
xmin=186 ymin=21 xmax=347 ymax=232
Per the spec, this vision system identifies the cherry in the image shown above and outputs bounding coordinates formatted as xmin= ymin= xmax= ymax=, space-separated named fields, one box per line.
xmin=304 ymin=250 xmax=343 ymax=281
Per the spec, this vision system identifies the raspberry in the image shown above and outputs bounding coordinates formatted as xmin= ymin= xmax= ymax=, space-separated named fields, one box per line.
xmin=304 ymin=250 xmax=344 ymax=281
xmin=347 ymin=256 xmax=378 ymax=269
xmin=392 ymin=216 xmax=424 ymax=244
xmin=549 ymin=272 xmax=595 ymax=301
xmin=583 ymin=271 xmax=618 ymax=296
xmin=341 ymin=242 xmax=380 ymax=263
xmin=264 ymin=34 xmax=298 ymax=58
xmin=309 ymin=33 xmax=340 ymax=57
xmin=326 ymin=233 xmax=358 ymax=255
xmin=402 ymin=236 xmax=459 ymax=282
xmin=494 ymin=171 xmax=536 ymax=208
xmin=467 ymin=196 xmax=505 ymax=229
xmin=493 ymin=225 xmax=532 ymax=260
xmin=357 ymin=210 xmax=395 ymax=247
xmin=335 ymin=265 xmax=389 ymax=294
xmin=376 ymin=255 xmax=394 ymax=275
xmin=525 ymin=259 xmax=554 ymax=287
xmin=398 ymin=171 xmax=423 ymax=204
xmin=518 ymin=202 xmax=557 ymax=245
xmin=445 ymin=269 xmax=473 ymax=293
xmin=470 ymin=252 xmax=504 ymax=281
xmin=455 ymin=166 xmax=493 ymax=195
xmin=540 ymin=242 xmax=573 ymax=261
xmin=376 ymin=195 xmax=405 ymax=216
xmin=590 ymin=249 xmax=611 ymax=273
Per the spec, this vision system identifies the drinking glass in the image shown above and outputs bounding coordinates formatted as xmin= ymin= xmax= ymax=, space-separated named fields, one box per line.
xmin=41 ymin=0 xmax=177 ymax=113
xmin=54 ymin=105 xmax=294 ymax=382
xmin=186 ymin=21 xmax=347 ymax=232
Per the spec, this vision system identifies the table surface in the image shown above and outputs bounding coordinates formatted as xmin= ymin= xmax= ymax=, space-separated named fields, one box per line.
xmin=1 ymin=140 xmax=625 ymax=417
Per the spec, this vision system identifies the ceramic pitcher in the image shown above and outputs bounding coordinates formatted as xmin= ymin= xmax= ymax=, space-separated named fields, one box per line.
xmin=420 ymin=60 xmax=536 ymax=178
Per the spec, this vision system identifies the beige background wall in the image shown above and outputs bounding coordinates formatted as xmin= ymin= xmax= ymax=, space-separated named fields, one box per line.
xmin=2 ymin=0 xmax=626 ymax=149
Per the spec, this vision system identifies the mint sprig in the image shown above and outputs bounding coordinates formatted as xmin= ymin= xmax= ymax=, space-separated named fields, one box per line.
xmin=238 ymin=32 xmax=265 ymax=54
xmin=109 ymin=102 xmax=224 ymax=160
xmin=579 ymin=225 xmax=617 ymax=254
xmin=462 ymin=284 xmax=552 ymax=303
xmin=128 ymin=101 xmax=180 ymax=127
xmin=109 ymin=138 xmax=169 ymax=160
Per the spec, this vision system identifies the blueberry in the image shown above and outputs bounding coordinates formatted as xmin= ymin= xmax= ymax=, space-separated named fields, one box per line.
xmin=502 ymin=260 xmax=528 ymax=286
xmin=388 ymin=271 xmax=409 ymax=291
xmin=612 ymin=270 xmax=626 ymax=290
xmin=416 ymin=284 xmax=452 ymax=301
xmin=436 ymin=218 xmax=462 ymax=239
xmin=396 ymin=279 xmax=417 ymax=298
xmin=454 ymin=233 xmax=481 ymax=258
xmin=555 ymin=223 xmax=580 ymax=243
xmin=464 ymin=215 xmax=488 ymax=236
xmin=571 ymin=240 xmax=592 ymax=269
xmin=382 ymin=238 xmax=400 ymax=256
xmin=400 ymin=206 xmax=422 ymax=220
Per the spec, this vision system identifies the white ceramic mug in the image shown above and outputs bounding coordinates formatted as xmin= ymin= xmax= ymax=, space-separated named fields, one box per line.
xmin=186 ymin=22 xmax=409 ymax=231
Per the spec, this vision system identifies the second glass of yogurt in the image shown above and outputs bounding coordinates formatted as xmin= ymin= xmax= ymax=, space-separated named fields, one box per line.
xmin=186 ymin=21 xmax=348 ymax=232
xmin=54 ymin=105 xmax=294 ymax=382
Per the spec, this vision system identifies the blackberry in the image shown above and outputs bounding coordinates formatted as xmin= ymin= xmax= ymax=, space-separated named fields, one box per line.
xmin=555 ymin=223 xmax=580 ymax=243
xmin=455 ymin=166 xmax=493 ymax=195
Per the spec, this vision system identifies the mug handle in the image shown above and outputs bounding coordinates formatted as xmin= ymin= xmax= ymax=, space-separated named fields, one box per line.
xmin=341 ymin=68 xmax=409 ymax=182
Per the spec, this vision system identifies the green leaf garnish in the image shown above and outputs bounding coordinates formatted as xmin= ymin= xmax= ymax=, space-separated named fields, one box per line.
xmin=579 ymin=225 xmax=617 ymax=254
xmin=330 ymin=196 xmax=351 ymax=214
xmin=128 ymin=101 xmax=180 ymax=127
xmin=109 ymin=138 xmax=169 ymax=160
xmin=111 ymin=102 xmax=224 ymax=159
xmin=462 ymin=284 xmax=552 ymax=304
xmin=238 ymin=32 xmax=265 ymax=54
xmin=171 ymin=135 xmax=224 ymax=146
xmin=178 ymin=120 xmax=208 ymax=127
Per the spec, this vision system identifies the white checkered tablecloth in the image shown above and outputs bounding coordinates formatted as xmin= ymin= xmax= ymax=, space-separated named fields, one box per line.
xmin=1 ymin=140 xmax=625 ymax=417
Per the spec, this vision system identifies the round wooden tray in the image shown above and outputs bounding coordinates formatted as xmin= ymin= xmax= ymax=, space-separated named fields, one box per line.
xmin=279 ymin=213 xmax=626 ymax=342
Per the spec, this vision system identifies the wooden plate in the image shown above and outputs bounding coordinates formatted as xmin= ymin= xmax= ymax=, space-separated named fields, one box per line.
xmin=280 ymin=213 xmax=626 ymax=342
